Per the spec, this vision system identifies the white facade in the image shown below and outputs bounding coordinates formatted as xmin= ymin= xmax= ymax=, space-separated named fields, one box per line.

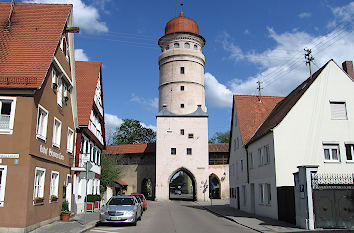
xmin=229 ymin=60 xmax=354 ymax=220
xmin=155 ymin=19 xmax=210 ymax=201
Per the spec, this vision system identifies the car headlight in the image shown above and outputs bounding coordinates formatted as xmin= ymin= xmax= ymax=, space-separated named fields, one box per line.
xmin=125 ymin=210 xmax=135 ymax=215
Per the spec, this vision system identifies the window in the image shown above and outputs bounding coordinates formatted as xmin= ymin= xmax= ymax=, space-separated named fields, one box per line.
xmin=259 ymin=183 xmax=271 ymax=204
xmin=171 ymin=148 xmax=176 ymax=155
xmin=50 ymin=171 xmax=59 ymax=200
xmin=323 ymin=144 xmax=340 ymax=162
xmin=345 ymin=144 xmax=354 ymax=161
xmin=249 ymin=152 xmax=254 ymax=169
xmin=187 ymin=148 xmax=192 ymax=155
xmin=93 ymin=147 xmax=97 ymax=163
xmin=52 ymin=118 xmax=62 ymax=148
xmin=52 ymin=68 xmax=57 ymax=89
xmin=181 ymin=104 xmax=184 ymax=108
xmin=0 ymin=97 xmax=16 ymax=134
xmin=241 ymin=160 xmax=243 ymax=171
xmin=180 ymin=129 xmax=184 ymax=135
xmin=194 ymin=45 xmax=198 ymax=50
xmin=180 ymin=86 xmax=184 ymax=91
xmin=330 ymin=101 xmax=347 ymax=120
xmin=180 ymin=67 xmax=185 ymax=74
xmin=57 ymin=77 xmax=63 ymax=107
xmin=36 ymin=105 xmax=48 ymax=141
xmin=165 ymin=45 xmax=170 ymax=50
xmin=0 ymin=166 xmax=7 ymax=207
xmin=33 ymin=167 xmax=45 ymax=200
xmin=264 ymin=145 xmax=270 ymax=164
xmin=188 ymin=133 xmax=194 ymax=139
xmin=184 ymin=43 xmax=190 ymax=48
xmin=174 ymin=43 xmax=179 ymax=48
xmin=67 ymin=128 xmax=74 ymax=153
xmin=258 ymin=148 xmax=263 ymax=166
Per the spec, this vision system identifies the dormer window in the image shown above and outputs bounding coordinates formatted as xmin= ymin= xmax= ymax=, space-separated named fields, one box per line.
xmin=60 ymin=35 xmax=69 ymax=60
xmin=174 ymin=43 xmax=179 ymax=48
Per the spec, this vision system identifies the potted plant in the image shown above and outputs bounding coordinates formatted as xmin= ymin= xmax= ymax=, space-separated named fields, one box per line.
xmin=34 ymin=197 xmax=44 ymax=204
xmin=50 ymin=195 xmax=58 ymax=202
xmin=61 ymin=200 xmax=70 ymax=221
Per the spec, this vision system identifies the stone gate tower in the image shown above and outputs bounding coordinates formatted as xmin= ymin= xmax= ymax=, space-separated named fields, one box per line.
xmin=155 ymin=9 xmax=209 ymax=201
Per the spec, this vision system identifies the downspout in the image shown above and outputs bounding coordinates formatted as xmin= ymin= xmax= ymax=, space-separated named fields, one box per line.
xmin=245 ymin=145 xmax=249 ymax=184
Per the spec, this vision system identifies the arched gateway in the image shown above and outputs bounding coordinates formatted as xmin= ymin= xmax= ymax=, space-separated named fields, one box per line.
xmin=209 ymin=173 xmax=221 ymax=199
xmin=169 ymin=168 xmax=196 ymax=201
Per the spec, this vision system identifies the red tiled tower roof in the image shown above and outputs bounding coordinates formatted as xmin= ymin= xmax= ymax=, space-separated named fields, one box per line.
xmin=165 ymin=11 xmax=199 ymax=35
xmin=0 ymin=3 xmax=72 ymax=89
xmin=75 ymin=61 xmax=102 ymax=126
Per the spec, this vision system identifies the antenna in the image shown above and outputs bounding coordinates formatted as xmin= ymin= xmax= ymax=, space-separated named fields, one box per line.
xmin=256 ymin=80 xmax=263 ymax=102
xmin=304 ymin=48 xmax=314 ymax=79
xmin=180 ymin=2 xmax=184 ymax=13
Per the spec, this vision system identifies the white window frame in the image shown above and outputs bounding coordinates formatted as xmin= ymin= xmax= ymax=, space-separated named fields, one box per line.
xmin=67 ymin=127 xmax=74 ymax=154
xmin=0 ymin=165 xmax=8 ymax=207
xmin=264 ymin=145 xmax=270 ymax=164
xmin=52 ymin=117 xmax=62 ymax=148
xmin=259 ymin=183 xmax=271 ymax=205
xmin=36 ymin=105 xmax=48 ymax=141
xmin=33 ymin=167 xmax=46 ymax=201
xmin=345 ymin=144 xmax=354 ymax=162
xmin=57 ymin=76 xmax=63 ymax=107
xmin=50 ymin=171 xmax=59 ymax=201
xmin=323 ymin=144 xmax=340 ymax=162
xmin=330 ymin=101 xmax=347 ymax=120
xmin=0 ymin=97 xmax=17 ymax=135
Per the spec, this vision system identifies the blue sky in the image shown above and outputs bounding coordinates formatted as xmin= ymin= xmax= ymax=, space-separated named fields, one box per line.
xmin=12 ymin=0 xmax=354 ymax=143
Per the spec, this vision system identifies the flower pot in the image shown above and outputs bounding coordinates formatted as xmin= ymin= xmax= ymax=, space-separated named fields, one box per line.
xmin=34 ymin=197 xmax=44 ymax=204
xmin=51 ymin=197 xmax=58 ymax=202
xmin=61 ymin=213 xmax=70 ymax=222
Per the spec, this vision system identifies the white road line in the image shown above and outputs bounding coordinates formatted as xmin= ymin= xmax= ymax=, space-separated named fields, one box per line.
xmin=90 ymin=229 xmax=118 ymax=233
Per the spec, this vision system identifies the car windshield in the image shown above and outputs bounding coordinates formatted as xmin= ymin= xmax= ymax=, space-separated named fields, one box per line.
xmin=109 ymin=198 xmax=134 ymax=206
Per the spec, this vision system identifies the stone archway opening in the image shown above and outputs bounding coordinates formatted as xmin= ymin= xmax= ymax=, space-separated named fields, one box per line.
xmin=209 ymin=173 xmax=221 ymax=199
xmin=141 ymin=178 xmax=154 ymax=200
xmin=169 ymin=168 xmax=196 ymax=201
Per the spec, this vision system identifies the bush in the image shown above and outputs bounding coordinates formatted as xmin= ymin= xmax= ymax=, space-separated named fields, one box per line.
xmin=61 ymin=200 xmax=70 ymax=214
xmin=85 ymin=194 xmax=101 ymax=202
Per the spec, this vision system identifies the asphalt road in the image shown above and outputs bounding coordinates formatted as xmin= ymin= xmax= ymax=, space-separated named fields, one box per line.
xmin=87 ymin=200 xmax=255 ymax=233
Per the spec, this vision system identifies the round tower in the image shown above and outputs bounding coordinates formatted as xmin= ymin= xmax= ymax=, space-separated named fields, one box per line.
xmin=158 ymin=11 xmax=206 ymax=114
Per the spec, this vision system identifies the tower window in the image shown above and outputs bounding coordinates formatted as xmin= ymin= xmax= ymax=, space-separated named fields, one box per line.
xmin=194 ymin=45 xmax=198 ymax=50
xmin=188 ymin=133 xmax=194 ymax=139
xmin=180 ymin=67 xmax=185 ymax=74
xmin=174 ymin=43 xmax=179 ymax=48
xmin=171 ymin=148 xmax=176 ymax=155
xmin=187 ymin=148 xmax=192 ymax=155
xmin=180 ymin=86 xmax=184 ymax=91
xmin=166 ymin=45 xmax=170 ymax=50
xmin=180 ymin=104 xmax=184 ymax=108
xmin=180 ymin=129 xmax=184 ymax=135
xmin=184 ymin=43 xmax=190 ymax=48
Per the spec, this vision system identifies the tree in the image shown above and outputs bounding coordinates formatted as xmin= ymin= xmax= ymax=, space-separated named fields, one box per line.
xmin=100 ymin=154 xmax=121 ymax=193
xmin=112 ymin=119 xmax=156 ymax=145
xmin=209 ymin=131 xmax=230 ymax=143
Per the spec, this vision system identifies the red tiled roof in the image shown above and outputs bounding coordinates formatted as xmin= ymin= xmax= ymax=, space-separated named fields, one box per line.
xmin=234 ymin=95 xmax=284 ymax=146
xmin=209 ymin=143 xmax=229 ymax=153
xmin=116 ymin=179 xmax=128 ymax=186
xmin=0 ymin=3 xmax=72 ymax=89
xmin=76 ymin=61 xmax=101 ymax=126
xmin=247 ymin=60 xmax=331 ymax=145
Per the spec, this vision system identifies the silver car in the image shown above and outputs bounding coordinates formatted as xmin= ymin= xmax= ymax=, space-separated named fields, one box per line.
xmin=99 ymin=196 xmax=142 ymax=225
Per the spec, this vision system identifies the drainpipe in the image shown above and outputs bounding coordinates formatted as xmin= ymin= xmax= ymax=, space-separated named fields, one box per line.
xmin=245 ymin=146 xmax=249 ymax=184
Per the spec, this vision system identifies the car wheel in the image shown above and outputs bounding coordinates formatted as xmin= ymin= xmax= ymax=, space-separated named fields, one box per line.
xmin=132 ymin=215 xmax=137 ymax=226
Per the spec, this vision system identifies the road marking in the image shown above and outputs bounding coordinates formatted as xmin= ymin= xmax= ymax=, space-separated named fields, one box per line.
xmin=90 ymin=229 xmax=119 ymax=233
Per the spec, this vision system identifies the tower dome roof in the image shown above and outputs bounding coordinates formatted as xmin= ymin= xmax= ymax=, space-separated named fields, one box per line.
xmin=165 ymin=11 xmax=199 ymax=35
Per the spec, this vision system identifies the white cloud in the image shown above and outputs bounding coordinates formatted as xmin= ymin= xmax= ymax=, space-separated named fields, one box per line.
xmin=331 ymin=2 xmax=354 ymax=24
xmin=298 ymin=12 xmax=311 ymax=19
xmin=205 ymin=73 xmax=233 ymax=108
xmin=130 ymin=94 xmax=158 ymax=110
xmin=221 ymin=25 xmax=354 ymax=97
xmin=23 ymin=0 xmax=108 ymax=33
xmin=141 ymin=123 xmax=156 ymax=132
xmin=75 ymin=49 xmax=89 ymax=61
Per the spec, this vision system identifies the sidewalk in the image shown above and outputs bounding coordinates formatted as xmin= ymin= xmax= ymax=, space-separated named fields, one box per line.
xmin=196 ymin=200 xmax=352 ymax=233
xmin=29 ymin=211 xmax=98 ymax=233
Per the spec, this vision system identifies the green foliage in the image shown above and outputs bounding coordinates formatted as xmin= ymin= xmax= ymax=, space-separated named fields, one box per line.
xmin=100 ymin=154 xmax=121 ymax=192
xmin=112 ymin=119 xmax=156 ymax=145
xmin=209 ymin=131 xmax=230 ymax=144
xmin=85 ymin=194 xmax=101 ymax=202
xmin=61 ymin=200 xmax=70 ymax=214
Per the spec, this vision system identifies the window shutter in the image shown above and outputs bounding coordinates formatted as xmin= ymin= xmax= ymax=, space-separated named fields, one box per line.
xmin=330 ymin=102 xmax=347 ymax=120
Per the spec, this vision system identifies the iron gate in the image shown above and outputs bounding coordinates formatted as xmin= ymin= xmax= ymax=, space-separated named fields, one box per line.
xmin=311 ymin=173 xmax=354 ymax=228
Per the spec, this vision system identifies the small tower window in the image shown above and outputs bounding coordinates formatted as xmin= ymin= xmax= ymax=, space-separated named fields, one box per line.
xmin=180 ymin=67 xmax=185 ymax=74
xmin=166 ymin=45 xmax=170 ymax=50
xmin=188 ymin=133 xmax=194 ymax=139
xmin=184 ymin=43 xmax=190 ymax=48
xmin=171 ymin=148 xmax=176 ymax=155
xmin=194 ymin=45 xmax=198 ymax=50
xmin=180 ymin=104 xmax=184 ymax=108
xmin=187 ymin=148 xmax=192 ymax=155
xmin=174 ymin=43 xmax=180 ymax=48
xmin=180 ymin=129 xmax=184 ymax=135
xmin=180 ymin=86 xmax=184 ymax=91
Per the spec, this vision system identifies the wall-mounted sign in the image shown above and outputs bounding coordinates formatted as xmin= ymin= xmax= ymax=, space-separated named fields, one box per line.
xmin=40 ymin=145 xmax=64 ymax=160
xmin=0 ymin=154 xmax=19 ymax=159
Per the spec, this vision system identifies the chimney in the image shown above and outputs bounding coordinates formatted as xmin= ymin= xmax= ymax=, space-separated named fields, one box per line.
xmin=342 ymin=61 xmax=354 ymax=78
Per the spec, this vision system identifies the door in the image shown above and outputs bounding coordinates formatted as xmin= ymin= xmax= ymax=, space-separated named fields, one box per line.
xmin=66 ymin=175 xmax=72 ymax=211
xmin=236 ymin=187 xmax=240 ymax=209
xmin=250 ymin=184 xmax=255 ymax=214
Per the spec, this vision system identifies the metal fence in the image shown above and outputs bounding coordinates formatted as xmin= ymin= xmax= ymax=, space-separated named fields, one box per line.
xmin=311 ymin=173 xmax=354 ymax=190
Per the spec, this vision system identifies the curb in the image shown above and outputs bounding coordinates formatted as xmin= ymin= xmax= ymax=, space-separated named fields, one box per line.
xmin=77 ymin=220 xmax=98 ymax=233
xmin=200 ymin=205 xmax=263 ymax=233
